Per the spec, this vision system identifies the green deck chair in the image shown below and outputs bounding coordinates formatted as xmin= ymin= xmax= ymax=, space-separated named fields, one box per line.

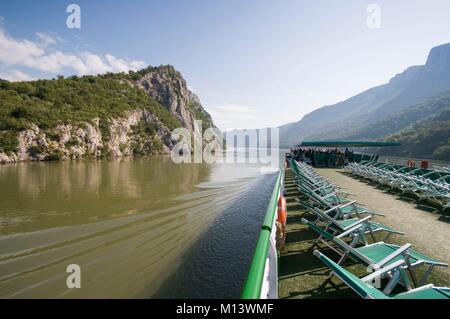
xmin=297 ymin=189 xmax=381 ymax=219
xmin=301 ymin=217 xmax=403 ymax=259
xmin=306 ymin=220 xmax=447 ymax=292
xmin=300 ymin=205 xmax=402 ymax=249
xmin=299 ymin=200 xmax=389 ymax=233
xmin=314 ymin=250 xmax=450 ymax=299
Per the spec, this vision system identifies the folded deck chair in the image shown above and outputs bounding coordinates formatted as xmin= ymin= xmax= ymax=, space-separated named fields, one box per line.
xmin=301 ymin=217 xmax=403 ymax=258
xmin=292 ymin=165 xmax=339 ymax=190
xmin=400 ymin=176 xmax=449 ymax=202
xmin=292 ymin=163 xmax=352 ymax=193
xmin=314 ymin=250 xmax=450 ymax=299
xmin=297 ymin=184 xmax=351 ymax=206
xmin=297 ymin=189 xmax=380 ymax=218
xmin=291 ymin=161 xmax=354 ymax=195
xmin=299 ymin=199 xmax=385 ymax=227
xmin=300 ymin=205 xmax=403 ymax=247
xmin=295 ymin=176 xmax=339 ymax=196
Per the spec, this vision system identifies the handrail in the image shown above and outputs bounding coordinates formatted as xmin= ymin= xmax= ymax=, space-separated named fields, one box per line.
xmin=241 ymin=168 xmax=283 ymax=299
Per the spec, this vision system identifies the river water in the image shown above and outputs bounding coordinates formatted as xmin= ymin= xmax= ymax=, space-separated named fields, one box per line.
xmin=0 ymin=150 xmax=282 ymax=298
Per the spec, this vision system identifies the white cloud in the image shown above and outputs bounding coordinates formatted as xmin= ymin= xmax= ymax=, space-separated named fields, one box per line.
xmin=211 ymin=104 xmax=257 ymax=114
xmin=35 ymin=32 xmax=58 ymax=46
xmin=0 ymin=29 xmax=45 ymax=65
xmin=208 ymin=103 xmax=260 ymax=130
xmin=0 ymin=70 xmax=34 ymax=81
xmin=105 ymin=54 xmax=146 ymax=73
xmin=0 ymin=28 xmax=146 ymax=78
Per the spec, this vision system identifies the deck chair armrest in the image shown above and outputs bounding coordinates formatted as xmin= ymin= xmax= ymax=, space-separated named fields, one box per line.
xmin=358 ymin=208 xmax=385 ymax=217
xmin=323 ymin=192 xmax=350 ymax=201
xmin=368 ymin=210 xmax=385 ymax=217
xmin=362 ymin=259 xmax=407 ymax=283
xmin=315 ymin=185 xmax=332 ymax=192
xmin=338 ymin=200 xmax=358 ymax=209
xmin=322 ymin=205 xmax=341 ymax=215
xmin=320 ymin=201 xmax=356 ymax=216
xmin=336 ymin=216 xmax=372 ymax=238
xmin=375 ymin=243 xmax=412 ymax=268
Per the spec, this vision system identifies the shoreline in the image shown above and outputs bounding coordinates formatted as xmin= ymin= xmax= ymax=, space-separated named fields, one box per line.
xmin=0 ymin=153 xmax=175 ymax=166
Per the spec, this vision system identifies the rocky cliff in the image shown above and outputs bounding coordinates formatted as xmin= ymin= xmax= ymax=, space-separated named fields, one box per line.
xmin=133 ymin=66 xmax=214 ymax=132
xmin=0 ymin=65 xmax=215 ymax=164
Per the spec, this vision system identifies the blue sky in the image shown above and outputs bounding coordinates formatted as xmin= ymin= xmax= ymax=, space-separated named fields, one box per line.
xmin=1 ymin=0 xmax=450 ymax=130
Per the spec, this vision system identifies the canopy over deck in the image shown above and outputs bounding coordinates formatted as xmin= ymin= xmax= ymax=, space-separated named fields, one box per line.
xmin=296 ymin=141 xmax=401 ymax=148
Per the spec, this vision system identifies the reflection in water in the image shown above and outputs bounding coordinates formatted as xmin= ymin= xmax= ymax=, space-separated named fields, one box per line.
xmin=0 ymin=153 xmax=280 ymax=298
xmin=0 ymin=157 xmax=211 ymax=234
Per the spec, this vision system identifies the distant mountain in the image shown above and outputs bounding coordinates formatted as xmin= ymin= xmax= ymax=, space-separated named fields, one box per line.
xmin=340 ymin=89 xmax=450 ymax=141
xmin=279 ymin=43 xmax=450 ymax=148
xmin=0 ymin=65 xmax=215 ymax=163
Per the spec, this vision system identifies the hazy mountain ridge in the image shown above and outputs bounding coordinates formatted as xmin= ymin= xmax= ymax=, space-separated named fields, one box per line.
xmin=279 ymin=43 xmax=450 ymax=149
xmin=340 ymin=90 xmax=450 ymax=140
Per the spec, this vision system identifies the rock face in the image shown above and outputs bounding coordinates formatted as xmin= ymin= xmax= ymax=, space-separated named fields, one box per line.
xmin=0 ymin=110 xmax=176 ymax=163
xmin=105 ymin=109 xmax=175 ymax=157
xmin=134 ymin=66 xmax=214 ymax=132
xmin=0 ymin=65 xmax=214 ymax=164
xmin=426 ymin=43 xmax=450 ymax=71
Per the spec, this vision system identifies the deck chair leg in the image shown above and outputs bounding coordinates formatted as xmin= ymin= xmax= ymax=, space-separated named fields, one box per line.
xmin=404 ymin=256 xmax=418 ymax=288
xmin=326 ymin=270 xmax=334 ymax=280
xmin=358 ymin=229 xmax=370 ymax=247
xmin=312 ymin=235 xmax=324 ymax=248
xmin=320 ymin=239 xmax=344 ymax=258
xmin=337 ymin=252 xmax=349 ymax=266
xmin=383 ymin=271 xmax=401 ymax=295
xmin=368 ymin=228 xmax=376 ymax=243
xmin=399 ymin=267 xmax=413 ymax=291
xmin=419 ymin=264 xmax=434 ymax=286
xmin=349 ymin=235 xmax=359 ymax=247
xmin=327 ymin=251 xmax=349 ymax=280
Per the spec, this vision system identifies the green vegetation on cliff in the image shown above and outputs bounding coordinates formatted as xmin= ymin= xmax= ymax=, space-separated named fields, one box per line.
xmin=0 ymin=74 xmax=180 ymax=154
xmin=344 ymin=90 xmax=450 ymax=141
xmin=189 ymin=101 xmax=214 ymax=131
xmin=379 ymin=107 xmax=450 ymax=160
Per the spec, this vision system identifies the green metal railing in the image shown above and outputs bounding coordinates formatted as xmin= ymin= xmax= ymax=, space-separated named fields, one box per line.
xmin=241 ymin=168 xmax=284 ymax=299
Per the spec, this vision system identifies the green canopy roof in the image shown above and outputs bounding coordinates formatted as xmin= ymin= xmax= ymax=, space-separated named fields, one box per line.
xmin=297 ymin=141 xmax=401 ymax=147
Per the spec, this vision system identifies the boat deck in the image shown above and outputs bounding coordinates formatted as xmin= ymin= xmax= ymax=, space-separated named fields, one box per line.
xmin=278 ymin=167 xmax=450 ymax=299
xmin=278 ymin=168 xmax=361 ymax=298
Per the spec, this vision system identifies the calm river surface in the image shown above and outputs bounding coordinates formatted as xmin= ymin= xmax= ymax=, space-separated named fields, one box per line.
xmin=0 ymin=150 xmax=282 ymax=298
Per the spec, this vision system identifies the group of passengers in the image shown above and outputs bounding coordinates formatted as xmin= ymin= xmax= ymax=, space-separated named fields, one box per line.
xmin=290 ymin=147 xmax=355 ymax=167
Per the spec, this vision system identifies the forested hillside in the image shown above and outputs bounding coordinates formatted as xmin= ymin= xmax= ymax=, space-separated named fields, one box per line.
xmin=378 ymin=107 xmax=450 ymax=160
xmin=0 ymin=66 xmax=215 ymax=163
